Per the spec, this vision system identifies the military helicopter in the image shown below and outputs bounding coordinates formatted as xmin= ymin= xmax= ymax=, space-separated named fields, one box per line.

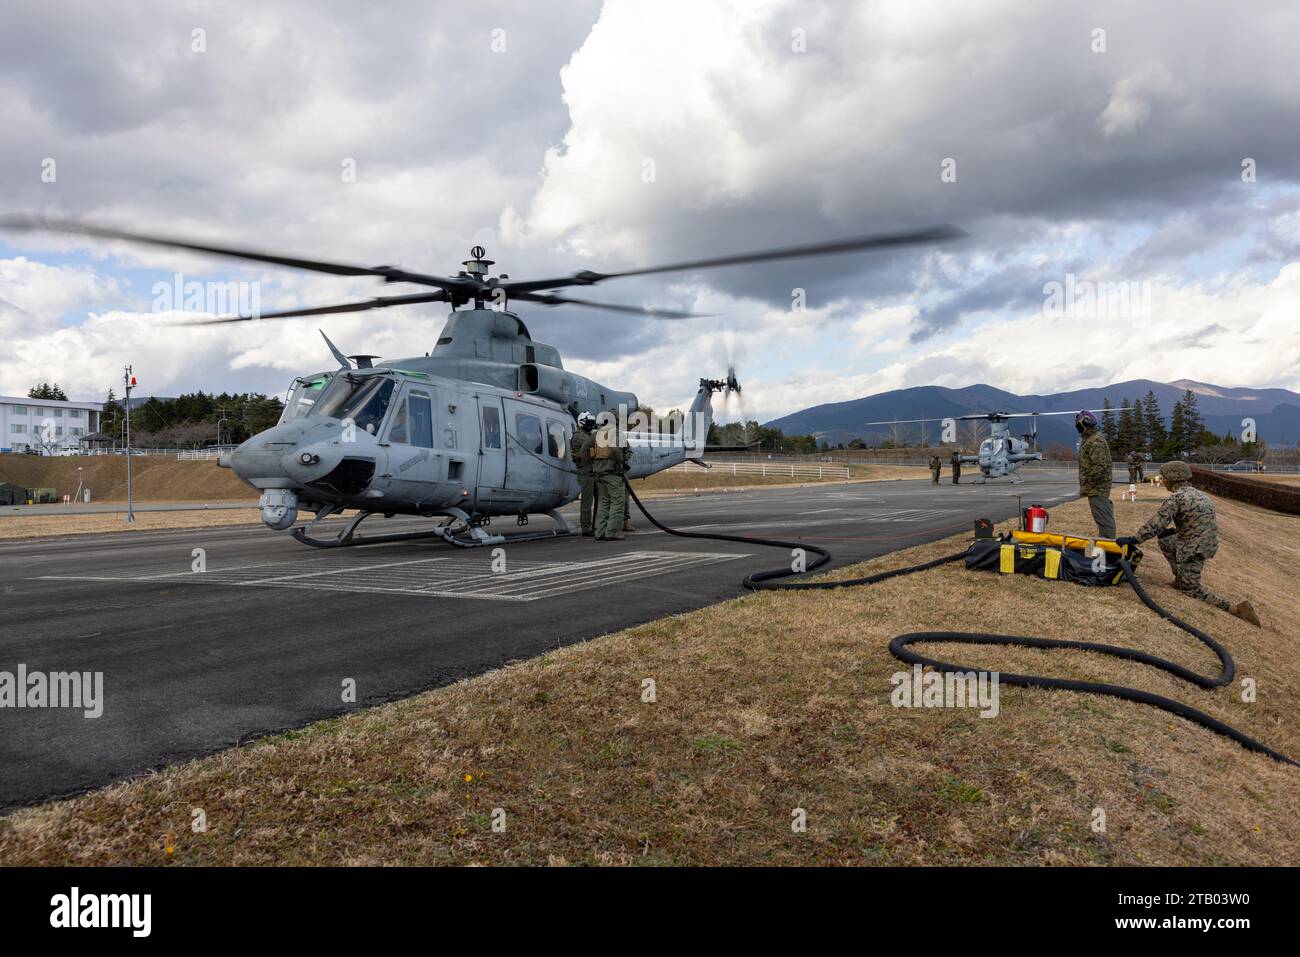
xmin=2 ymin=215 xmax=963 ymax=546
xmin=865 ymin=409 xmax=1085 ymax=484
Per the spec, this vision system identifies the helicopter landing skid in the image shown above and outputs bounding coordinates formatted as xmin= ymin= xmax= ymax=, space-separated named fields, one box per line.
xmin=435 ymin=508 xmax=576 ymax=549
xmin=291 ymin=506 xmax=576 ymax=549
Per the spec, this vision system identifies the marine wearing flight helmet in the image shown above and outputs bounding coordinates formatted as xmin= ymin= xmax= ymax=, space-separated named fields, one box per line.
xmin=1075 ymin=410 xmax=1115 ymax=539
xmin=1117 ymin=461 xmax=1260 ymax=626
xmin=591 ymin=412 xmax=634 ymax=541
xmin=570 ymin=412 xmax=598 ymax=536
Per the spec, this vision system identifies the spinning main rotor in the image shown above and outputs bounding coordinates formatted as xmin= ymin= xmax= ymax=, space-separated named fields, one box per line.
xmin=0 ymin=214 xmax=965 ymax=324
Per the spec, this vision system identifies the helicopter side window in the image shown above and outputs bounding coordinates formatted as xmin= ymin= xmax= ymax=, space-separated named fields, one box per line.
xmin=546 ymin=420 xmax=566 ymax=459
xmin=482 ymin=407 xmax=502 ymax=449
xmin=408 ymin=393 xmax=434 ymax=448
xmin=515 ymin=413 xmax=543 ymax=454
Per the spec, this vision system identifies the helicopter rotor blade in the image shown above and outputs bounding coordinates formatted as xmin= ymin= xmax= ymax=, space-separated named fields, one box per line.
xmin=510 ymin=291 xmax=710 ymax=319
xmin=0 ymin=215 xmax=475 ymax=292
xmin=863 ymin=417 xmax=940 ymax=426
xmin=499 ymin=225 xmax=967 ymax=294
xmin=167 ymin=290 xmax=449 ymax=325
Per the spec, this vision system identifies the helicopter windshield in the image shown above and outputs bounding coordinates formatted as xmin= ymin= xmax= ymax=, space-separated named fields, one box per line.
xmin=312 ymin=372 xmax=396 ymax=436
xmin=279 ymin=373 xmax=333 ymax=423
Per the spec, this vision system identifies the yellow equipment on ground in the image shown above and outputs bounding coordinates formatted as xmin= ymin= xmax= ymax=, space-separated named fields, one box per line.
xmin=966 ymin=529 xmax=1139 ymax=586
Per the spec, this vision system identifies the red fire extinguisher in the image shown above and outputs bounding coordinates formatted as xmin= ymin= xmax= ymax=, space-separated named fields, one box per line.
xmin=1025 ymin=505 xmax=1048 ymax=534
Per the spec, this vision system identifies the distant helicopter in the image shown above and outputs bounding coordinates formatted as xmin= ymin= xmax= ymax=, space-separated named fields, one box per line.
xmin=865 ymin=409 xmax=1085 ymax=484
xmin=3 ymin=215 xmax=964 ymax=546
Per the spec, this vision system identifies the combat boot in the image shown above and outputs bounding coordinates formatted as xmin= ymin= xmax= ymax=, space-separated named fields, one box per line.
xmin=1231 ymin=601 xmax=1261 ymax=627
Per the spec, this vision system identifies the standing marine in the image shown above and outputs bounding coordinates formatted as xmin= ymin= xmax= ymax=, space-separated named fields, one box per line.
xmin=950 ymin=451 xmax=962 ymax=485
xmin=570 ymin=411 xmax=598 ymax=536
xmin=591 ymin=413 xmax=634 ymax=541
xmin=929 ymin=454 xmax=942 ymax=486
xmin=1126 ymin=450 xmax=1144 ymax=484
xmin=1117 ymin=461 xmax=1260 ymax=626
xmin=1076 ymin=410 xmax=1115 ymax=539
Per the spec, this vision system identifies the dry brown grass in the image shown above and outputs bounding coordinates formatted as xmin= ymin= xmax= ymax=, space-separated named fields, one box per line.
xmin=635 ymin=463 xmax=928 ymax=494
xmin=0 ymin=465 xmax=924 ymax=541
xmin=1240 ymin=472 xmax=1300 ymax=486
xmin=1 ymin=455 xmax=922 ymax=506
xmin=3 ymin=488 xmax=1297 ymax=867
xmin=0 ymin=506 xmax=264 ymax=540
xmin=0 ymin=454 xmax=254 ymax=503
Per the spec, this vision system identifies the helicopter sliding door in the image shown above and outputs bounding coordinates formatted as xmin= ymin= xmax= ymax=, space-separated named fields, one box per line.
xmin=474 ymin=394 xmax=509 ymax=511
xmin=496 ymin=396 xmax=570 ymax=513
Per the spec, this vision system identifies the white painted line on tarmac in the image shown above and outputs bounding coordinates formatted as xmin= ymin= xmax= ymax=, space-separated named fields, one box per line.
xmin=34 ymin=550 xmax=743 ymax=602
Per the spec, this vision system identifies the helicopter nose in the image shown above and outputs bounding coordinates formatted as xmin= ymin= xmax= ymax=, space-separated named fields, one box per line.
xmin=280 ymin=437 xmax=353 ymax=486
xmin=228 ymin=420 xmax=336 ymax=488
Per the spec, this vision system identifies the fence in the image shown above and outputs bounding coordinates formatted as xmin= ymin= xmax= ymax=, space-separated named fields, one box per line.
xmin=42 ymin=446 xmax=239 ymax=459
xmin=175 ymin=447 xmax=236 ymax=460
xmin=670 ymin=461 xmax=850 ymax=479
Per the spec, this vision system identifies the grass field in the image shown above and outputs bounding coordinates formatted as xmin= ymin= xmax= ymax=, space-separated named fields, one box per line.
xmin=3 ymin=486 xmax=1295 ymax=866
xmin=1237 ymin=472 xmax=1300 ymax=486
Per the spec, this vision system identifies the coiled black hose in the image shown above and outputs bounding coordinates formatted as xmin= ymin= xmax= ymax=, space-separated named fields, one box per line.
xmin=625 ymin=480 xmax=1297 ymax=767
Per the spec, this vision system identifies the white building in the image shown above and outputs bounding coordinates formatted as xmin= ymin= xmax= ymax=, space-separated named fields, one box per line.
xmin=1 ymin=396 xmax=103 ymax=454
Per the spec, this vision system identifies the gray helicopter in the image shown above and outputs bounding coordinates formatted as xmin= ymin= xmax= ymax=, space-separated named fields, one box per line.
xmin=865 ymin=410 xmax=1085 ymax=483
xmin=2 ymin=215 xmax=963 ymax=546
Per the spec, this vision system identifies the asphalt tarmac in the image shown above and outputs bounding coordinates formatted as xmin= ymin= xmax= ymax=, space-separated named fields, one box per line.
xmin=0 ymin=471 xmax=1084 ymax=811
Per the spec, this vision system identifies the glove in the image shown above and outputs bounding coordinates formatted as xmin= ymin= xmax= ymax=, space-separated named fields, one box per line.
xmin=1115 ymin=536 xmax=1139 ymax=547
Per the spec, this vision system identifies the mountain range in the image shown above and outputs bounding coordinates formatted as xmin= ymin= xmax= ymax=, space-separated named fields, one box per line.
xmin=764 ymin=380 xmax=1300 ymax=449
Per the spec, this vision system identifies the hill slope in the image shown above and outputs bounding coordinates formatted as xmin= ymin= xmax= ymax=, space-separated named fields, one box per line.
xmin=3 ymin=489 xmax=1294 ymax=865
xmin=0 ymin=454 xmax=254 ymax=502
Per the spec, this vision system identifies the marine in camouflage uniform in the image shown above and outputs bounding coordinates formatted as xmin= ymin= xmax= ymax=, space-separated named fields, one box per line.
xmin=1126 ymin=450 xmax=1142 ymax=485
xmin=591 ymin=416 xmax=634 ymax=540
xmin=950 ymin=451 xmax=961 ymax=485
xmin=1076 ymin=411 xmax=1115 ymax=539
xmin=929 ymin=454 xmax=942 ymax=485
xmin=570 ymin=412 xmax=598 ymax=536
xmin=1119 ymin=461 xmax=1260 ymax=626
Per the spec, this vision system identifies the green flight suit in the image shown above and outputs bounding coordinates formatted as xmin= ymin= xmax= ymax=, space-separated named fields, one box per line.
xmin=571 ymin=427 xmax=597 ymax=534
xmin=591 ymin=425 xmax=633 ymax=540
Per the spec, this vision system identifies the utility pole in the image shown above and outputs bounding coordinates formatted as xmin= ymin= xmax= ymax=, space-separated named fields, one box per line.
xmin=124 ymin=365 xmax=136 ymax=523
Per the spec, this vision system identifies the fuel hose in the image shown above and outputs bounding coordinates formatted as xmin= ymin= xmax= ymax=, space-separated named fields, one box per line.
xmin=624 ymin=480 xmax=1297 ymax=767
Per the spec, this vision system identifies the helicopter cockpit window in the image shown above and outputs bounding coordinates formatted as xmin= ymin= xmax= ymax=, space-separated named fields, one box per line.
xmin=314 ymin=373 xmax=396 ymax=436
xmin=280 ymin=374 xmax=331 ymax=423
xmin=515 ymin=413 xmax=543 ymax=454
xmin=387 ymin=400 xmax=409 ymax=444
xmin=546 ymin=420 xmax=566 ymax=459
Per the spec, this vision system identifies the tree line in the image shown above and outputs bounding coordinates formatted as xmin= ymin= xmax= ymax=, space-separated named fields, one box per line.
xmin=99 ymin=389 xmax=285 ymax=448
xmin=707 ymin=421 xmax=822 ymax=452
xmin=1100 ymin=387 xmax=1261 ymax=463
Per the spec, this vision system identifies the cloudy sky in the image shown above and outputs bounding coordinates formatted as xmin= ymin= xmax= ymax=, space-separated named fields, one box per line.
xmin=2 ymin=0 xmax=1298 ymax=422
